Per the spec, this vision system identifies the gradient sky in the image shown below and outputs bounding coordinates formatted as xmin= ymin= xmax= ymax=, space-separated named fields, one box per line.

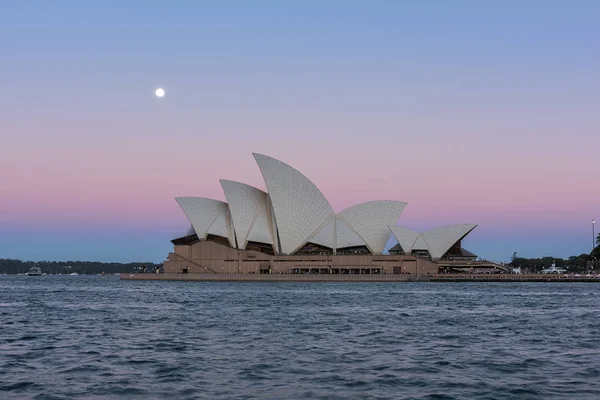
xmin=1 ymin=1 xmax=599 ymax=262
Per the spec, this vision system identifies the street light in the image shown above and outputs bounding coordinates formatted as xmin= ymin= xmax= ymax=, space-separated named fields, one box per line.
xmin=593 ymin=219 xmax=596 ymax=271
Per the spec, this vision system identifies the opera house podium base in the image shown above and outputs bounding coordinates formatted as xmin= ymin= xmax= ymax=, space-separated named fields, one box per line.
xmin=120 ymin=273 xmax=425 ymax=282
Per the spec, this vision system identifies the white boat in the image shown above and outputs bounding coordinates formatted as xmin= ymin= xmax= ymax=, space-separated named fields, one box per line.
xmin=541 ymin=262 xmax=566 ymax=274
xmin=26 ymin=266 xmax=43 ymax=276
xmin=69 ymin=272 xmax=79 ymax=276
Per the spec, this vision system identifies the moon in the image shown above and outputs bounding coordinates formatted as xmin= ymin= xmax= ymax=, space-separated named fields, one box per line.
xmin=155 ymin=88 xmax=165 ymax=98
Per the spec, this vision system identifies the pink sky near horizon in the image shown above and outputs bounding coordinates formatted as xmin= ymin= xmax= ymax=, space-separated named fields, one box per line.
xmin=3 ymin=101 xmax=597 ymax=238
xmin=3 ymin=143 xmax=597 ymax=229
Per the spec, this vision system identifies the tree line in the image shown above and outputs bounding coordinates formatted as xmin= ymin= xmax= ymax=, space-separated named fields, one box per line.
xmin=510 ymin=235 xmax=600 ymax=273
xmin=0 ymin=259 xmax=161 ymax=275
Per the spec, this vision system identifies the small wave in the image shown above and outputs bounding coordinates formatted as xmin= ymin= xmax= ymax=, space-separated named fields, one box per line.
xmin=1 ymin=280 xmax=599 ymax=399
xmin=32 ymin=394 xmax=70 ymax=400
xmin=0 ymin=381 xmax=41 ymax=391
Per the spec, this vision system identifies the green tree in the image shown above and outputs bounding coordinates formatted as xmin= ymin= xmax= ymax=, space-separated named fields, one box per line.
xmin=567 ymin=254 xmax=592 ymax=273
xmin=592 ymin=233 xmax=600 ymax=260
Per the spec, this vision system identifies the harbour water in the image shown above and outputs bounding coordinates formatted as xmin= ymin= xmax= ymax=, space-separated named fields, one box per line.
xmin=1 ymin=276 xmax=599 ymax=399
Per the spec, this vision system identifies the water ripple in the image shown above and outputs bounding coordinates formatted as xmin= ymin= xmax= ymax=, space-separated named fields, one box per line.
xmin=1 ymin=276 xmax=600 ymax=399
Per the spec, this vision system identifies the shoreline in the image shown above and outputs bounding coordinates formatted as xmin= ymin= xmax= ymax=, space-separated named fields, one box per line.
xmin=432 ymin=274 xmax=600 ymax=282
xmin=120 ymin=273 xmax=600 ymax=283
xmin=120 ymin=273 xmax=414 ymax=282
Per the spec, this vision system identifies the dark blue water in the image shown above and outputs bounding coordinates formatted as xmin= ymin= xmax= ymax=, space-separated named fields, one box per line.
xmin=1 ymin=276 xmax=599 ymax=399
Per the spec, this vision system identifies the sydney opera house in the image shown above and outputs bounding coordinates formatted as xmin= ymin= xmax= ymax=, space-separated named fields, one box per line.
xmin=163 ymin=154 xmax=478 ymax=276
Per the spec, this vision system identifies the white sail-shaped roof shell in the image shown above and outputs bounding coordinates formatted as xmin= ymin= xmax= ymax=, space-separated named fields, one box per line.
xmin=388 ymin=226 xmax=420 ymax=254
xmin=267 ymin=196 xmax=280 ymax=254
xmin=421 ymin=224 xmax=477 ymax=260
xmin=338 ymin=201 xmax=407 ymax=254
xmin=412 ymin=235 xmax=429 ymax=251
xmin=208 ymin=211 xmax=235 ymax=244
xmin=220 ymin=180 xmax=277 ymax=250
xmin=175 ymin=197 xmax=235 ymax=247
xmin=335 ymin=217 xmax=367 ymax=249
xmin=308 ymin=215 xmax=336 ymax=249
xmin=253 ymin=153 xmax=335 ymax=255
xmin=249 ymin=205 xmax=277 ymax=248
xmin=184 ymin=225 xmax=196 ymax=236
xmin=308 ymin=215 xmax=367 ymax=250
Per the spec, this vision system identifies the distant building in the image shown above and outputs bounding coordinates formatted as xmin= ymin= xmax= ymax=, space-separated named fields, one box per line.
xmin=541 ymin=263 xmax=566 ymax=274
xmin=163 ymin=154 xmax=478 ymax=275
